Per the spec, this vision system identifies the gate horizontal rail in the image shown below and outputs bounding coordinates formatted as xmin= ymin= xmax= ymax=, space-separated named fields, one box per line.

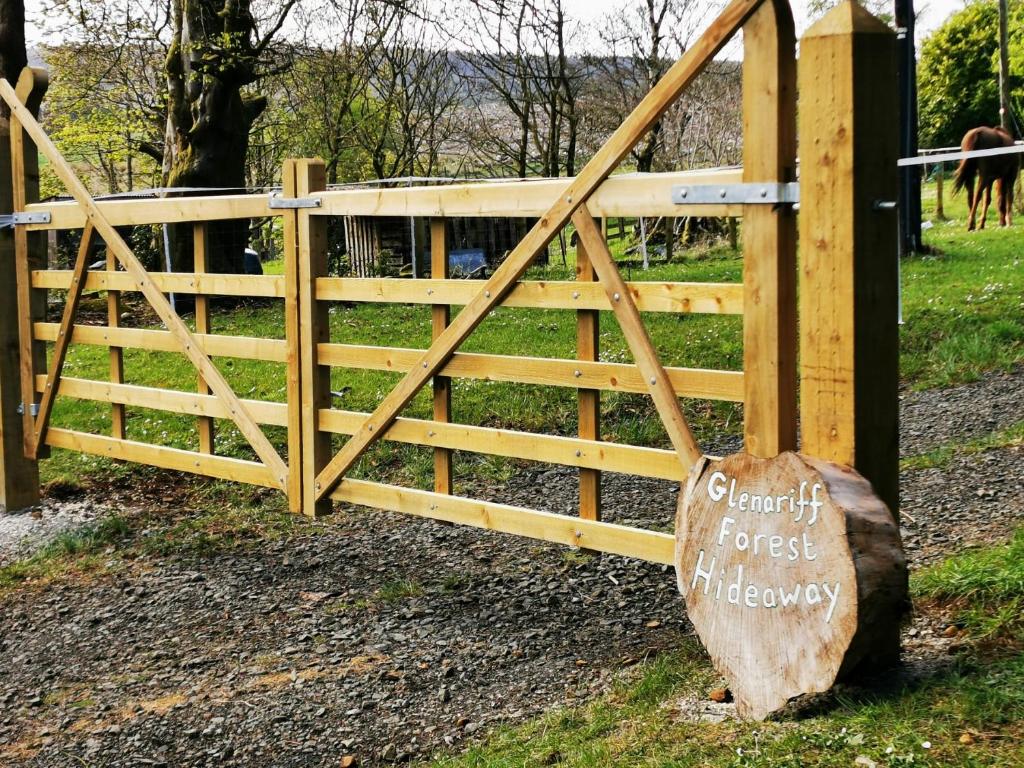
xmin=318 ymin=344 xmax=744 ymax=400
xmin=332 ymin=478 xmax=677 ymax=565
xmin=21 ymin=168 xmax=744 ymax=231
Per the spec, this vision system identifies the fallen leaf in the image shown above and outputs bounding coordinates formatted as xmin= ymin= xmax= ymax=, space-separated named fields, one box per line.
xmin=959 ymin=732 xmax=975 ymax=745
xmin=645 ymin=620 xmax=662 ymax=628
xmin=709 ymin=687 xmax=732 ymax=703
xmin=340 ymin=756 xmax=358 ymax=768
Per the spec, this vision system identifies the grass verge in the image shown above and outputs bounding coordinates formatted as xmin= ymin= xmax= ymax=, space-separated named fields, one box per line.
xmin=421 ymin=531 xmax=1024 ymax=768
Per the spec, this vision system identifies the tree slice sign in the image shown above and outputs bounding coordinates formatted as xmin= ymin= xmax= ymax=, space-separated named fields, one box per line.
xmin=675 ymin=452 xmax=907 ymax=720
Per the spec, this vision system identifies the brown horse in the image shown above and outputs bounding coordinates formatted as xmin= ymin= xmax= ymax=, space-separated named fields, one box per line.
xmin=952 ymin=126 xmax=1020 ymax=230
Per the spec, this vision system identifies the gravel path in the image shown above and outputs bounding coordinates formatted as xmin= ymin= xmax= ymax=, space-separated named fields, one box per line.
xmin=1 ymin=367 xmax=1022 ymax=767
xmin=0 ymin=498 xmax=113 ymax=568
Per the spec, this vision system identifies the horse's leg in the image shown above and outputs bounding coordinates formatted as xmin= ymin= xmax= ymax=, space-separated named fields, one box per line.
xmin=1006 ymin=176 xmax=1015 ymax=227
xmin=966 ymin=174 xmax=978 ymax=230
xmin=979 ymin=181 xmax=992 ymax=230
xmin=998 ymin=180 xmax=1008 ymax=226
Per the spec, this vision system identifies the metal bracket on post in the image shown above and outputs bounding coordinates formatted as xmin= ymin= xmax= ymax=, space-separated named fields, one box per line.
xmin=268 ymin=192 xmax=322 ymax=210
xmin=0 ymin=212 xmax=51 ymax=228
xmin=671 ymin=182 xmax=800 ymax=206
xmin=16 ymin=403 xmax=39 ymax=417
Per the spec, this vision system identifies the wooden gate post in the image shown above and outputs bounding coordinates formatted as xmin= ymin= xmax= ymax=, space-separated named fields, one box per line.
xmin=741 ymin=0 xmax=798 ymax=458
xmin=0 ymin=69 xmax=47 ymax=511
xmin=798 ymin=3 xmax=900 ymax=520
xmin=294 ymin=159 xmax=332 ymax=517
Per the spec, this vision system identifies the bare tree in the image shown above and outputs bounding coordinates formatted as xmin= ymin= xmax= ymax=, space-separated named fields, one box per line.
xmin=459 ymin=0 xmax=537 ymax=177
xmin=282 ymin=0 xmax=397 ymax=184
xmin=590 ymin=0 xmax=717 ymax=172
xmin=355 ymin=3 xmax=462 ymax=179
xmin=457 ymin=0 xmax=583 ymax=178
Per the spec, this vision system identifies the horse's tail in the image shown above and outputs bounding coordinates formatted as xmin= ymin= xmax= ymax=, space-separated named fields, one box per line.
xmin=952 ymin=130 xmax=980 ymax=195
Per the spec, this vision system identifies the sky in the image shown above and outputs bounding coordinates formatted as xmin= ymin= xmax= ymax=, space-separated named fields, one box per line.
xmin=22 ymin=0 xmax=969 ymax=48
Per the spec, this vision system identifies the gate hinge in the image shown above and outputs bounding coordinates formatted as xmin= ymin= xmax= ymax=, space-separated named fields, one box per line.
xmin=16 ymin=402 xmax=39 ymax=416
xmin=671 ymin=182 xmax=800 ymax=206
xmin=0 ymin=212 xmax=52 ymax=228
xmin=267 ymin=192 xmax=322 ymax=210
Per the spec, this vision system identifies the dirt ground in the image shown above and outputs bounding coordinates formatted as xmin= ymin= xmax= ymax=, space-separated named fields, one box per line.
xmin=1 ymin=368 xmax=1022 ymax=767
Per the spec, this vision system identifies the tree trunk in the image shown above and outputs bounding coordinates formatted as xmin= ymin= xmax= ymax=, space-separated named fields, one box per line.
xmin=0 ymin=0 xmax=27 ymax=113
xmin=163 ymin=0 xmax=270 ymax=275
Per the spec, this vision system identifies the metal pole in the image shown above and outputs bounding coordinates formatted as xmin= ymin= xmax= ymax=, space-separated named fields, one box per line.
xmin=895 ymin=0 xmax=921 ymax=255
xmin=998 ymin=0 xmax=1011 ymax=132
xmin=162 ymin=223 xmax=176 ymax=314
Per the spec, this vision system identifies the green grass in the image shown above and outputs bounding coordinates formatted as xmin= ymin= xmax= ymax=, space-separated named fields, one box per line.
xmin=422 ymin=649 xmax=1024 ymax=767
xmin=901 ymin=418 xmax=1024 ymax=471
xmin=901 ymin=178 xmax=1024 ymax=388
xmin=0 ymin=514 xmax=131 ymax=591
xmin=420 ymin=531 xmax=1024 ymax=768
xmin=0 ymin=479 xmax=313 ymax=595
xmin=913 ymin=528 xmax=1024 ymax=641
xmin=41 ymin=236 xmax=746 ymax=489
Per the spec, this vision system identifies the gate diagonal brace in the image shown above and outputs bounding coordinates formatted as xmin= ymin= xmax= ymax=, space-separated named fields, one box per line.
xmin=671 ymin=182 xmax=800 ymax=206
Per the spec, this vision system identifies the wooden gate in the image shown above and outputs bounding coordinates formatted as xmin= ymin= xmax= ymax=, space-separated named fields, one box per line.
xmin=0 ymin=0 xmax=899 ymax=566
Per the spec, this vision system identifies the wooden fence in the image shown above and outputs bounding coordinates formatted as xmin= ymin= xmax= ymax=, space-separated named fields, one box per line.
xmin=0 ymin=0 xmax=899 ymax=566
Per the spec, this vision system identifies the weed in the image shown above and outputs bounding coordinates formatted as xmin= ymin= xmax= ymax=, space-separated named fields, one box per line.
xmin=376 ymin=579 xmax=424 ymax=603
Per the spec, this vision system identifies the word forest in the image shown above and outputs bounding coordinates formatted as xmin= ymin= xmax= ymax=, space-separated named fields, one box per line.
xmin=687 ymin=470 xmax=842 ymax=624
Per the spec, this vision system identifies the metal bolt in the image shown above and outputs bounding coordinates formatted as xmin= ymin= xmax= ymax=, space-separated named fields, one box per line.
xmin=574 ymin=369 xmax=582 ymax=378
xmin=422 ymin=361 xmax=428 ymax=368
xmin=650 ymin=377 xmax=656 ymax=385
xmin=428 ymin=430 xmax=436 ymax=437
xmin=485 ymin=290 xmax=491 ymax=298
xmin=613 ymin=292 xmax=620 ymax=301
xmin=368 ymin=425 xmax=374 ymax=432
xmin=566 ymin=195 xmax=573 ymax=203
xmin=760 ymin=188 xmax=768 ymax=198
xmin=719 ymin=188 xmax=727 ymax=199
xmin=575 ymin=450 xmax=582 ymax=457
xmin=680 ymin=188 xmax=688 ymax=198
xmin=572 ymin=291 xmax=579 ymax=299
xmin=427 ymin=288 xmax=433 ymax=295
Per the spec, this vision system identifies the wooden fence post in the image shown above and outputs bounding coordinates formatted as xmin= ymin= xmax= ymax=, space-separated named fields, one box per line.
xmin=798 ymin=2 xmax=900 ymax=522
xmin=193 ymin=223 xmax=215 ymax=455
xmin=294 ymin=159 xmax=331 ymax=516
xmin=741 ymin=0 xmax=798 ymax=458
xmin=430 ymin=217 xmax=453 ymax=495
xmin=106 ymin=242 xmax=126 ymax=440
xmin=576 ymin=218 xmax=601 ymax=524
xmin=0 ymin=69 xmax=47 ymax=510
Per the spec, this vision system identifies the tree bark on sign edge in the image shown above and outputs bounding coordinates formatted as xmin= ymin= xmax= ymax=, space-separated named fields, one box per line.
xmin=799 ymin=455 xmax=909 ymax=680
xmin=676 ymin=453 xmax=909 ymax=718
